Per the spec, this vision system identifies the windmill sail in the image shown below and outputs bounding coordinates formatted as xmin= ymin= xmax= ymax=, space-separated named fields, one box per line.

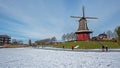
xmin=83 ymin=6 xmax=85 ymax=18
xmin=71 ymin=16 xmax=82 ymax=18
xmin=85 ymin=17 xmax=98 ymax=19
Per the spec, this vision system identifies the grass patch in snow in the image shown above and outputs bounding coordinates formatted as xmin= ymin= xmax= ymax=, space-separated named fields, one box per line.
xmin=55 ymin=41 xmax=120 ymax=49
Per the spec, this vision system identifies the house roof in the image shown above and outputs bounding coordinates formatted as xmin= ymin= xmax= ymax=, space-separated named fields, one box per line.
xmin=98 ymin=33 xmax=107 ymax=36
xmin=0 ymin=35 xmax=11 ymax=38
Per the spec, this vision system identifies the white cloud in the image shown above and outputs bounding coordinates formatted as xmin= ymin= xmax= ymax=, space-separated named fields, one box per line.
xmin=0 ymin=0 xmax=67 ymax=41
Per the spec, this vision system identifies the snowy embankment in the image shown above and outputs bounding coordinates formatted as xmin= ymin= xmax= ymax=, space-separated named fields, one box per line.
xmin=0 ymin=48 xmax=120 ymax=68
xmin=35 ymin=46 xmax=120 ymax=52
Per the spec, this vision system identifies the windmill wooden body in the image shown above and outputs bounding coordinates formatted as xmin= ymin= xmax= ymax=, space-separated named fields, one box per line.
xmin=71 ymin=6 xmax=97 ymax=41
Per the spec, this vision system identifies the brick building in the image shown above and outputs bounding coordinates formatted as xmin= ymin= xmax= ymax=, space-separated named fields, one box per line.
xmin=0 ymin=35 xmax=11 ymax=46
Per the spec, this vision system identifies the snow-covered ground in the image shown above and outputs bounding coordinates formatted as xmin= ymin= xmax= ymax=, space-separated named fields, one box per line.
xmin=0 ymin=48 xmax=120 ymax=68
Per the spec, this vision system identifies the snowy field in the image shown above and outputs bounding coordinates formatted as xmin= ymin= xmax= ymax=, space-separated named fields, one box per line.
xmin=0 ymin=48 xmax=120 ymax=68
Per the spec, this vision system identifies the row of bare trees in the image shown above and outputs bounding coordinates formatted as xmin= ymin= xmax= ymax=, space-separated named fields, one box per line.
xmin=106 ymin=30 xmax=118 ymax=39
xmin=62 ymin=32 xmax=76 ymax=41
xmin=35 ymin=36 xmax=57 ymax=45
xmin=12 ymin=39 xmax=23 ymax=45
xmin=61 ymin=26 xmax=119 ymax=41
xmin=106 ymin=30 xmax=118 ymax=40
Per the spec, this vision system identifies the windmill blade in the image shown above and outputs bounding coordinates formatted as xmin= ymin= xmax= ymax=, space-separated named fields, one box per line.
xmin=82 ymin=6 xmax=85 ymax=17
xmin=85 ymin=17 xmax=98 ymax=19
xmin=71 ymin=16 xmax=83 ymax=18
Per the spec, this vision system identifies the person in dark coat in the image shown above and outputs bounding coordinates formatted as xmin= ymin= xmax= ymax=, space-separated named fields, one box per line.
xmin=105 ymin=46 xmax=108 ymax=52
xmin=72 ymin=46 xmax=74 ymax=50
xmin=102 ymin=45 xmax=105 ymax=52
xmin=63 ymin=45 xmax=64 ymax=49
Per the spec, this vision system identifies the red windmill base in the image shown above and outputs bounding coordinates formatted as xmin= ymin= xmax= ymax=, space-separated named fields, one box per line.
xmin=75 ymin=31 xmax=92 ymax=41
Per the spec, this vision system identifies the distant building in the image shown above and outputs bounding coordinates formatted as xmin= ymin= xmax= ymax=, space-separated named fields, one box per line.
xmin=0 ymin=35 xmax=11 ymax=46
xmin=92 ymin=33 xmax=109 ymax=41
xmin=28 ymin=39 xmax=32 ymax=46
xmin=98 ymin=33 xmax=109 ymax=40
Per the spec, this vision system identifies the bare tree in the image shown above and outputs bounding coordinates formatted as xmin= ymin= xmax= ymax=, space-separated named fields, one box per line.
xmin=106 ymin=30 xmax=113 ymax=39
xmin=113 ymin=31 xmax=118 ymax=40
xmin=115 ymin=26 xmax=120 ymax=40
xmin=51 ymin=36 xmax=57 ymax=41
xmin=62 ymin=34 xmax=66 ymax=41
xmin=66 ymin=33 xmax=70 ymax=41
xmin=71 ymin=32 xmax=76 ymax=41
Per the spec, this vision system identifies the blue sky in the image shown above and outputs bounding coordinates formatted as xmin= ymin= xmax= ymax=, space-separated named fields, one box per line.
xmin=0 ymin=0 xmax=120 ymax=43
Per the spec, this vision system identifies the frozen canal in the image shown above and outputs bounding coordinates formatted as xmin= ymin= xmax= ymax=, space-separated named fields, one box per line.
xmin=0 ymin=48 xmax=120 ymax=68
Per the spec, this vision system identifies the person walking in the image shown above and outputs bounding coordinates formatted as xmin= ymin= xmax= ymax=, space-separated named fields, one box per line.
xmin=72 ymin=46 xmax=74 ymax=50
xmin=105 ymin=46 xmax=108 ymax=52
xmin=102 ymin=45 xmax=105 ymax=52
xmin=63 ymin=45 xmax=64 ymax=49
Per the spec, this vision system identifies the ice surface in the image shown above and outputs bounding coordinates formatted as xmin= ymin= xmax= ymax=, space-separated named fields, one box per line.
xmin=0 ymin=48 xmax=120 ymax=68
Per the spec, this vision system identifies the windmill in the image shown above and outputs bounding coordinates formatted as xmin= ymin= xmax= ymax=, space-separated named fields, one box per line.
xmin=71 ymin=6 xmax=97 ymax=41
